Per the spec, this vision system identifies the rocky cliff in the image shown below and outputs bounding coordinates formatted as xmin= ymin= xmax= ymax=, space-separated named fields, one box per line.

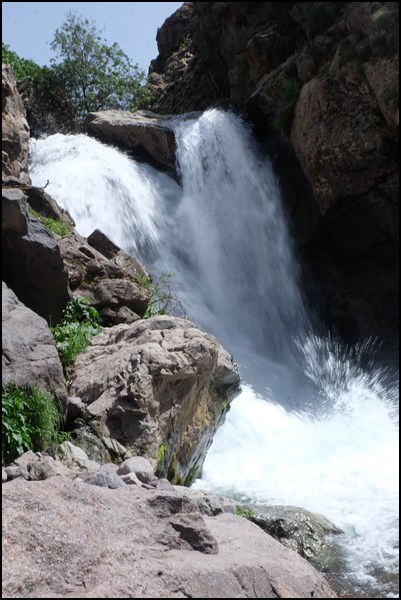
xmin=148 ymin=2 xmax=399 ymax=352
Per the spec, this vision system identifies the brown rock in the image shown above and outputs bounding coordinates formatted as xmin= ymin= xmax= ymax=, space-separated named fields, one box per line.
xmin=2 ymin=477 xmax=337 ymax=598
xmin=84 ymin=109 xmax=177 ymax=173
xmin=70 ymin=316 xmax=241 ymax=484
xmin=58 ymin=229 xmax=149 ymax=324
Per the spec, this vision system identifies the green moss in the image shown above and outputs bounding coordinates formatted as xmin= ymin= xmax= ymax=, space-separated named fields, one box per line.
xmin=155 ymin=442 xmax=167 ymax=476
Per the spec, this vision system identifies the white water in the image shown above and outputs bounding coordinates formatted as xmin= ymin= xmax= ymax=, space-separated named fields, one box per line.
xmin=29 ymin=110 xmax=399 ymax=597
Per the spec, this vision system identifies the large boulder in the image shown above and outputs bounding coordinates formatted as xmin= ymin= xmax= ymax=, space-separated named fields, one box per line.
xmin=248 ymin=504 xmax=342 ymax=565
xmin=84 ymin=109 xmax=177 ymax=174
xmin=58 ymin=228 xmax=150 ymax=325
xmin=2 ymin=63 xmax=30 ymax=183
xmin=2 ymin=187 xmax=71 ymax=324
xmin=70 ymin=316 xmax=241 ymax=484
xmin=2 ymin=477 xmax=337 ymax=598
xmin=2 ymin=282 xmax=67 ymax=401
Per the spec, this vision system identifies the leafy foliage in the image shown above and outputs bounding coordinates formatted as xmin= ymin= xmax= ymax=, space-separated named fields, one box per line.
xmin=234 ymin=506 xmax=254 ymax=520
xmin=51 ymin=297 xmax=101 ymax=369
xmin=30 ymin=209 xmax=70 ymax=237
xmin=50 ymin=11 xmax=147 ymax=117
xmin=2 ymin=42 xmax=62 ymax=91
xmin=137 ymin=272 xmax=186 ymax=318
xmin=2 ymin=384 xmax=66 ymax=464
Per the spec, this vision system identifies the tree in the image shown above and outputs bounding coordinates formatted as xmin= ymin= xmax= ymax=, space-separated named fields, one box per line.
xmin=50 ymin=11 xmax=149 ymax=117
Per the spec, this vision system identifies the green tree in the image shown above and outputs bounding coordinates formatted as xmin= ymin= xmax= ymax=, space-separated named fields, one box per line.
xmin=50 ymin=11 xmax=147 ymax=117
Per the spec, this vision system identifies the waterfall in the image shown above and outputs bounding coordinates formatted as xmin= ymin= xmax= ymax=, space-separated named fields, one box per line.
xmin=29 ymin=109 xmax=399 ymax=598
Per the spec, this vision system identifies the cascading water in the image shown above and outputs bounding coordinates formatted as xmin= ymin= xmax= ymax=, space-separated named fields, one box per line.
xmin=29 ymin=109 xmax=399 ymax=598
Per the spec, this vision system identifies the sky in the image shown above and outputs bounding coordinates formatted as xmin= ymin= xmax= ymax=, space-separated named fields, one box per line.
xmin=2 ymin=2 xmax=183 ymax=72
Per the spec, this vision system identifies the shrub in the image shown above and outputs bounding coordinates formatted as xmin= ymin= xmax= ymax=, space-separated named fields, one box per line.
xmin=137 ymin=272 xmax=186 ymax=319
xmin=51 ymin=297 xmax=101 ymax=369
xmin=2 ymin=383 xmax=65 ymax=464
xmin=234 ymin=506 xmax=254 ymax=520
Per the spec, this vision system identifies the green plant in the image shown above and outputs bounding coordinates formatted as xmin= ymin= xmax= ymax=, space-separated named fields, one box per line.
xmin=2 ymin=383 xmax=66 ymax=464
xmin=51 ymin=297 xmax=101 ymax=369
xmin=155 ymin=442 xmax=167 ymax=476
xmin=30 ymin=209 xmax=70 ymax=237
xmin=50 ymin=11 xmax=147 ymax=117
xmin=282 ymin=76 xmax=301 ymax=102
xmin=137 ymin=272 xmax=186 ymax=318
xmin=234 ymin=506 xmax=254 ymax=520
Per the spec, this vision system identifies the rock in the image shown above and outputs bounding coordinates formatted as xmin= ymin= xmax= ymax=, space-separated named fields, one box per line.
xmin=2 ymin=64 xmax=30 ymax=183
xmin=83 ymin=470 xmax=126 ymax=489
xmin=13 ymin=451 xmax=72 ymax=480
xmin=100 ymin=437 xmax=129 ymax=462
xmin=65 ymin=396 xmax=85 ymax=421
xmin=2 ymin=469 xmax=7 ymax=483
xmin=70 ymin=316 xmax=241 ymax=484
xmin=58 ymin=229 xmax=149 ymax=325
xmin=4 ymin=466 xmax=20 ymax=481
xmin=53 ymin=441 xmax=99 ymax=471
xmin=174 ymin=486 xmax=237 ymax=516
xmin=2 ymin=282 xmax=67 ymax=401
xmin=24 ymin=185 xmax=75 ymax=229
xmin=147 ymin=2 xmax=399 ymax=350
xmin=2 ymin=188 xmax=72 ymax=324
xmin=247 ymin=504 xmax=342 ymax=564
xmin=84 ymin=109 xmax=177 ymax=174
xmin=2 ymin=477 xmax=337 ymax=598
xmin=117 ymin=456 xmax=156 ymax=484
xmin=70 ymin=424 xmax=112 ymax=464
xmin=17 ymin=77 xmax=79 ymax=137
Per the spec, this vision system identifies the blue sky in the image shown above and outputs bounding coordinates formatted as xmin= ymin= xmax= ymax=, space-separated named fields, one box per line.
xmin=2 ymin=2 xmax=183 ymax=72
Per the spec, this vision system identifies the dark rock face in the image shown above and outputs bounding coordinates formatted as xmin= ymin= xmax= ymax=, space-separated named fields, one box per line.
xmin=2 ymin=477 xmax=337 ymax=598
xmin=2 ymin=64 xmax=30 ymax=183
xmin=2 ymin=282 xmax=67 ymax=401
xmin=148 ymin=2 xmax=399 ymax=349
xmin=17 ymin=78 xmax=79 ymax=137
xmin=2 ymin=187 xmax=71 ymax=324
xmin=70 ymin=316 xmax=241 ymax=484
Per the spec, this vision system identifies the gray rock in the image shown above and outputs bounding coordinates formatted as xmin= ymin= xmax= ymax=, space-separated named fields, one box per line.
xmin=54 ymin=441 xmax=99 ymax=471
xmin=2 ymin=282 xmax=67 ymax=401
xmin=65 ymin=396 xmax=85 ymax=421
xmin=83 ymin=470 xmax=126 ymax=489
xmin=2 ymin=477 xmax=337 ymax=598
xmin=70 ymin=316 xmax=241 ymax=484
xmin=70 ymin=425 xmax=112 ymax=464
xmin=248 ymin=504 xmax=342 ymax=564
xmin=13 ymin=451 xmax=72 ymax=481
xmin=2 ymin=189 xmax=72 ymax=324
xmin=84 ymin=109 xmax=177 ymax=174
xmin=174 ymin=486 xmax=237 ymax=516
xmin=117 ymin=456 xmax=155 ymax=484
xmin=4 ymin=466 xmax=21 ymax=481
xmin=2 ymin=469 xmax=7 ymax=483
